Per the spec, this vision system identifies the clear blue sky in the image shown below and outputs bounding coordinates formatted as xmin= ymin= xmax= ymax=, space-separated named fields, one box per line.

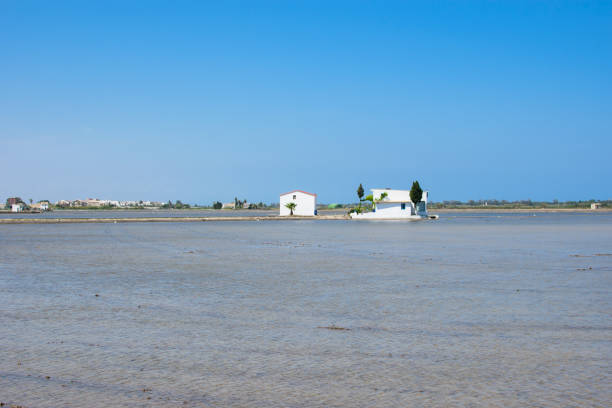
xmin=1 ymin=1 xmax=611 ymax=204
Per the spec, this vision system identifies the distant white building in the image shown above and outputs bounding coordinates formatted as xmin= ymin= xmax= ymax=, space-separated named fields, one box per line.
xmin=279 ymin=190 xmax=317 ymax=216
xmin=591 ymin=202 xmax=602 ymax=210
xmin=11 ymin=203 xmax=25 ymax=212
xmin=30 ymin=201 xmax=50 ymax=211
xmin=83 ymin=198 xmax=102 ymax=207
xmin=351 ymin=188 xmax=429 ymax=220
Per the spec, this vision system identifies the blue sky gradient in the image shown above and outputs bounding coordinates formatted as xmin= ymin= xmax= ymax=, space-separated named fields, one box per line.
xmin=1 ymin=1 xmax=611 ymax=204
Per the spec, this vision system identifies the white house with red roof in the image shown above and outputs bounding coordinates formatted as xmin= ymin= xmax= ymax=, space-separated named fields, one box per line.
xmin=279 ymin=190 xmax=317 ymax=216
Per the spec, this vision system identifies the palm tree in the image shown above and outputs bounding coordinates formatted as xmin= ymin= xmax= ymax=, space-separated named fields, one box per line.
xmin=285 ymin=202 xmax=297 ymax=216
xmin=363 ymin=192 xmax=387 ymax=211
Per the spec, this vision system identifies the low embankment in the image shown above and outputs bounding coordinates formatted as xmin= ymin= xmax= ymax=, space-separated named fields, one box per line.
xmin=430 ymin=208 xmax=611 ymax=213
xmin=0 ymin=215 xmax=349 ymax=224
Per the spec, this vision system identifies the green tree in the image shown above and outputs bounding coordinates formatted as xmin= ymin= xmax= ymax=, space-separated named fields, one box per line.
xmin=213 ymin=201 xmax=223 ymax=210
xmin=357 ymin=184 xmax=364 ymax=201
xmin=363 ymin=194 xmax=373 ymax=210
xmin=6 ymin=197 xmax=24 ymax=207
xmin=360 ymin=191 xmax=387 ymax=212
xmin=410 ymin=181 xmax=423 ymax=211
xmin=357 ymin=183 xmax=365 ymax=211
xmin=285 ymin=202 xmax=297 ymax=216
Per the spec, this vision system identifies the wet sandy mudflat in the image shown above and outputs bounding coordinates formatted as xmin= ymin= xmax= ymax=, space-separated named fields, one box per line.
xmin=1 ymin=213 xmax=611 ymax=407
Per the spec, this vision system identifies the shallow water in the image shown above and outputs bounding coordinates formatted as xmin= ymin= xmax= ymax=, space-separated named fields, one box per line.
xmin=1 ymin=214 xmax=611 ymax=407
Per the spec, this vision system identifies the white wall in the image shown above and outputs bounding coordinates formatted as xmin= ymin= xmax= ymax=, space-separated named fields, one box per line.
xmin=374 ymin=202 xmax=415 ymax=217
xmin=279 ymin=191 xmax=316 ymax=216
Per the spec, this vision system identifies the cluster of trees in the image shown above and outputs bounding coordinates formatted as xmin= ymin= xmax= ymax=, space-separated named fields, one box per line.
xmin=161 ymin=200 xmax=191 ymax=209
xmin=233 ymin=197 xmax=247 ymax=208
xmin=257 ymin=202 xmax=278 ymax=209
xmin=211 ymin=199 xmax=276 ymax=210
xmin=5 ymin=197 xmax=25 ymax=207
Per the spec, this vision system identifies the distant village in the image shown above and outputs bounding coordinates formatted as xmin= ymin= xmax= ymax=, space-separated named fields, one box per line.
xmin=2 ymin=197 xmax=164 ymax=212
xmin=0 ymin=196 xmax=283 ymax=213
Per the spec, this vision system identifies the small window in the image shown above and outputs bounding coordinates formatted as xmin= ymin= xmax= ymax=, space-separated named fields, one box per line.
xmin=401 ymin=203 xmax=406 ymax=210
xmin=293 ymin=195 xmax=296 ymax=199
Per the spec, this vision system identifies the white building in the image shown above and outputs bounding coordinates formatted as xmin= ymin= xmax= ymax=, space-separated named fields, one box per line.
xmin=279 ymin=190 xmax=317 ymax=216
xmin=11 ymin=203 xmax=25 ymax=212
xmin=351 ymin=188 xmax=429 ymax=220
xmin=30 ymin=201 xmax=50 ymax=211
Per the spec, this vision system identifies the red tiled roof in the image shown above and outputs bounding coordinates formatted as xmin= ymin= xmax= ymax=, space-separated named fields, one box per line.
xmin=280 ymin=190 xmax=317 ymax=197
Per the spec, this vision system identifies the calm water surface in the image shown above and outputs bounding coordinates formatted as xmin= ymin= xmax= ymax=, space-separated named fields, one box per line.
xmin=1 ymin=214 xmax=611 ymax=407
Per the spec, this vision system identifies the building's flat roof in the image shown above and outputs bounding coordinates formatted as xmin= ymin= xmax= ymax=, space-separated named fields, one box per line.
xmin=280 ymin=190 xmax=317 ymax=197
